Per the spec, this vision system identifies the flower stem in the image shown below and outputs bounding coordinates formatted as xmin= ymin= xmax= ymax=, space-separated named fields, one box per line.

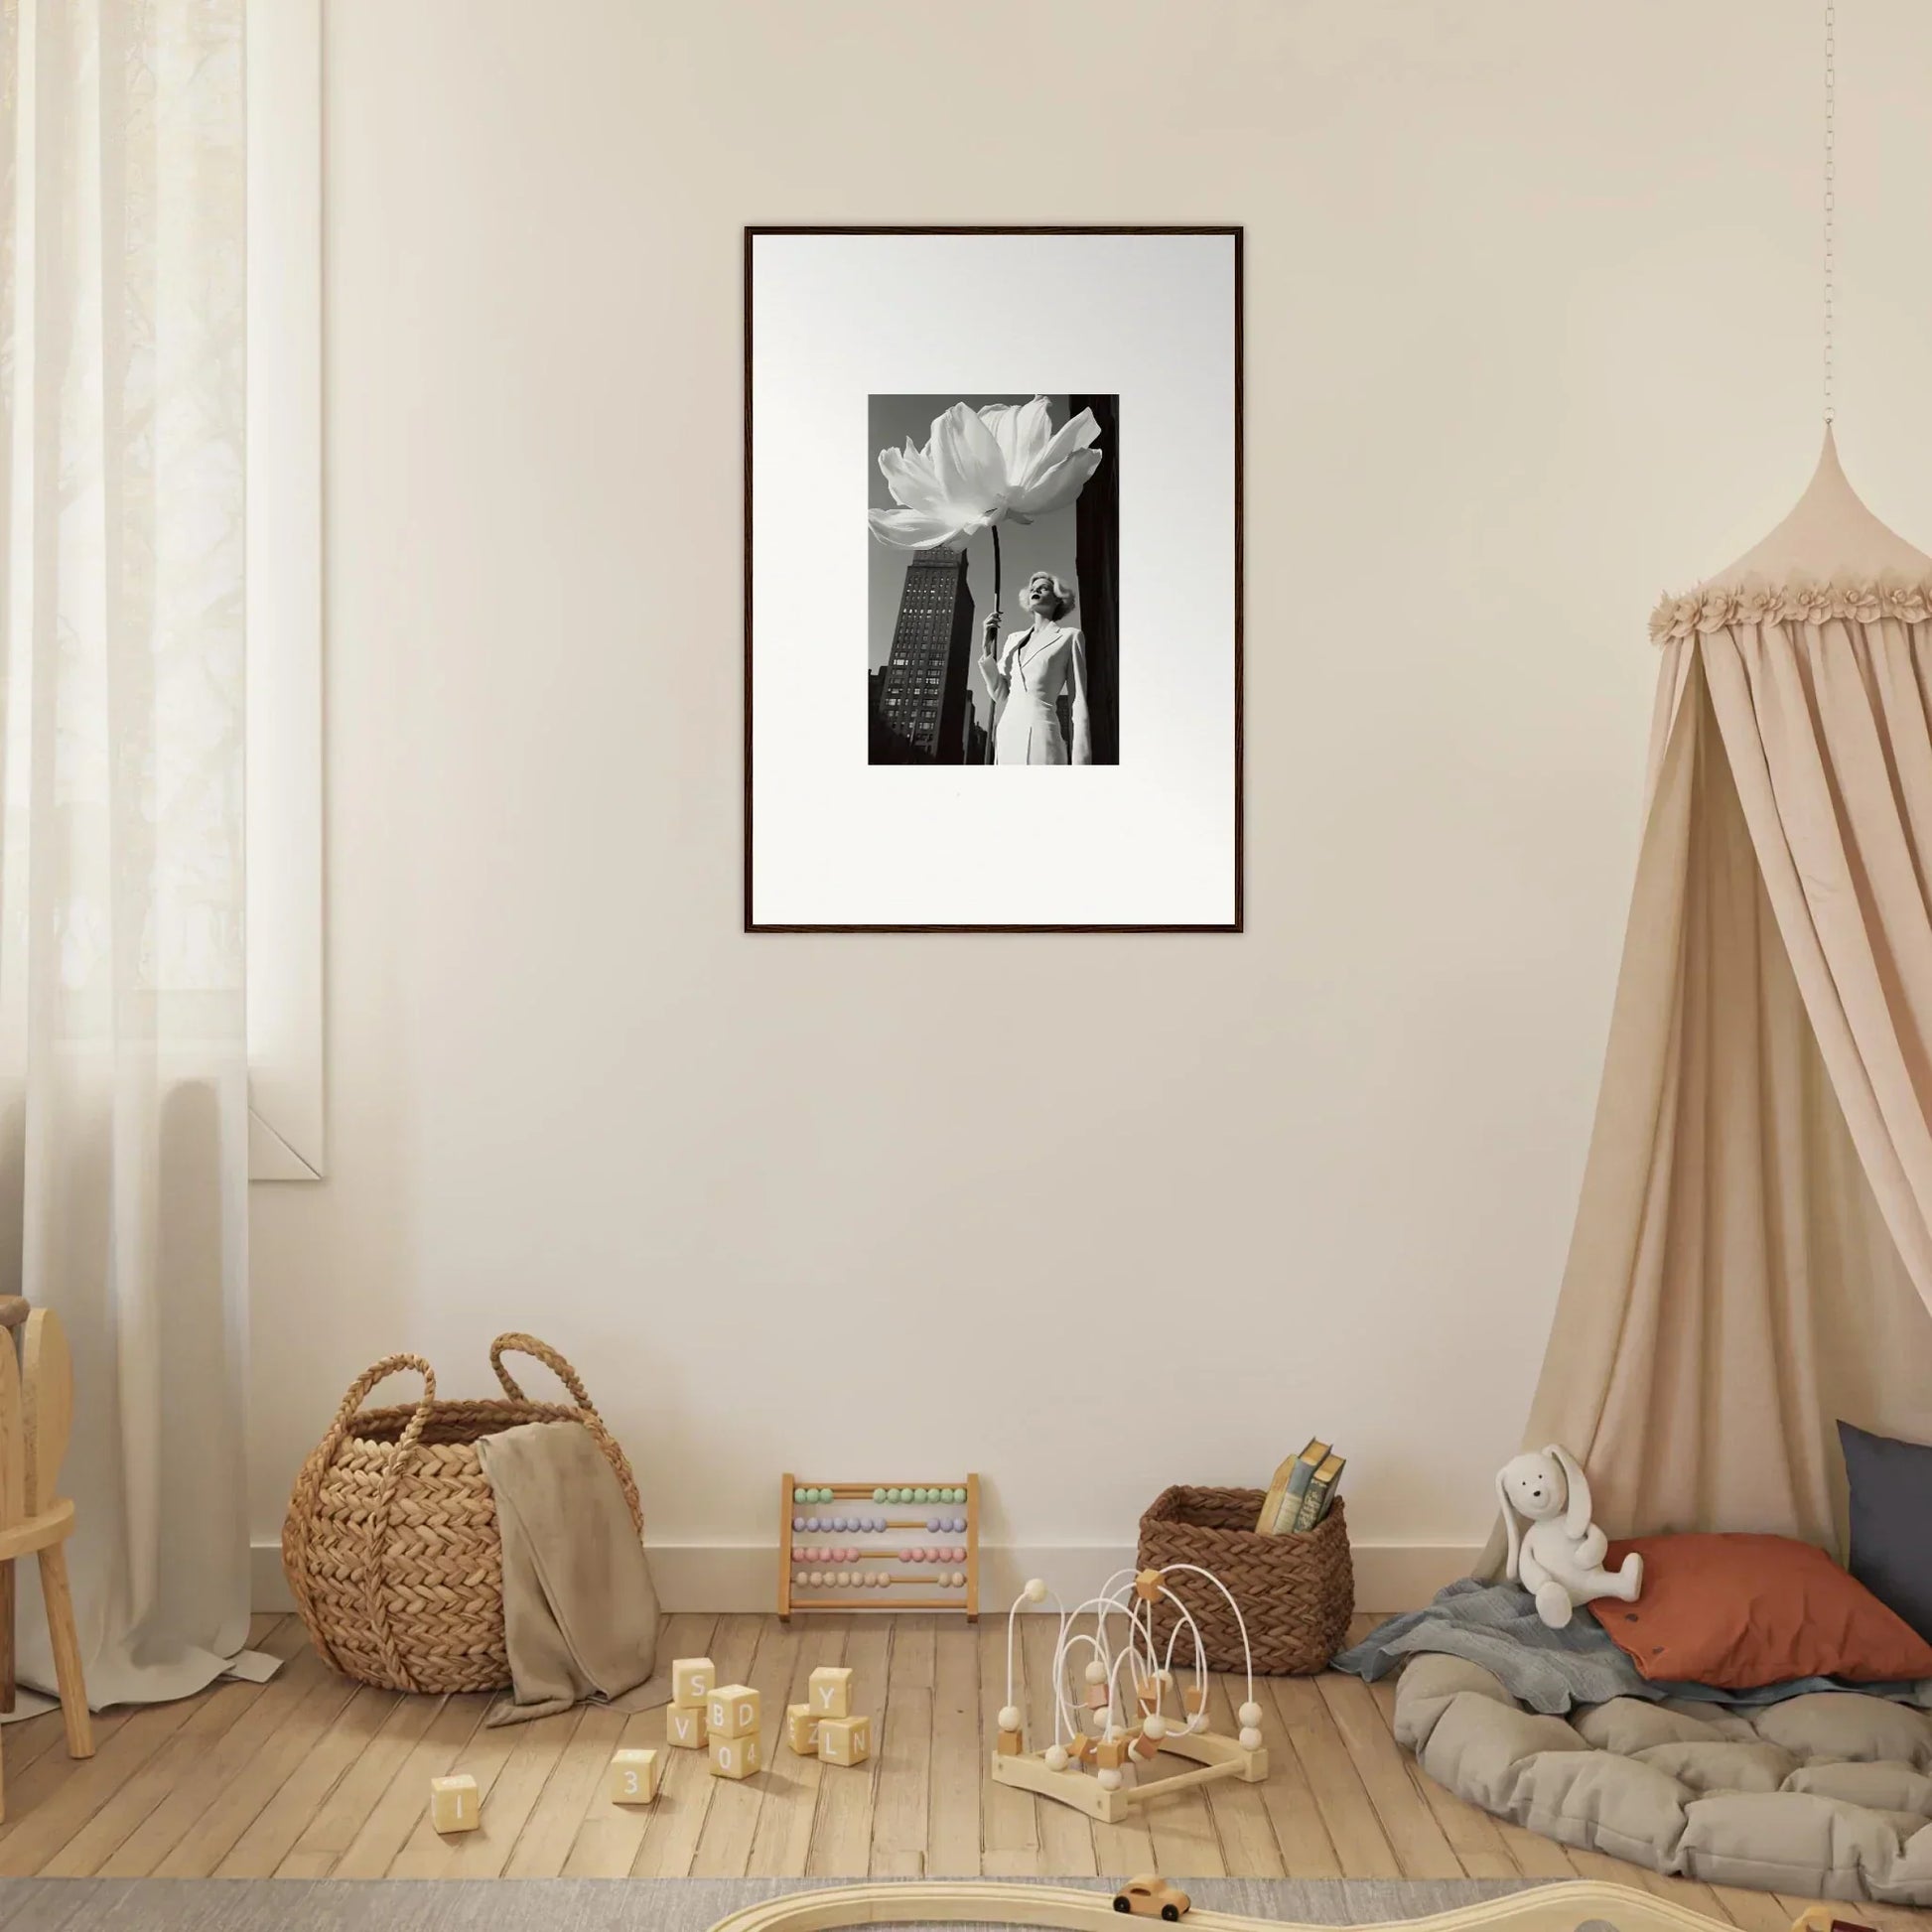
xmin=986 ymin=524 xmax=1002 ymax=763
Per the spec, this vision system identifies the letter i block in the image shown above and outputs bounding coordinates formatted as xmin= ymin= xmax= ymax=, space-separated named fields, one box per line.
xmin=672 ymin=1656 xmax=716 ymax=1709
xmin=665 ymin=1703 xmax=709 ymax=1750
xmin=785 ymin=1702 xmax=821 ymax=1756
xmin=808 ymin=1665 xmax=853 ymax=1720
xmin=608 ymin=1747 xmax=659 ymax=1805
xmin=706 ymin=1684 xmax=760 ymax=1740
xmin=429 ymin=1773 xmax=480 ymax=1834
xmin=818 ymin=1714 xmax=871 ymax=1767
xmin=709 ymin=1729 xmax=762 ymax=1781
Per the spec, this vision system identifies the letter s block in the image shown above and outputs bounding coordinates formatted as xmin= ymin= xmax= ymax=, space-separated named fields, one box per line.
xmin=672 ymin=1656 xmax=716 ymax=1709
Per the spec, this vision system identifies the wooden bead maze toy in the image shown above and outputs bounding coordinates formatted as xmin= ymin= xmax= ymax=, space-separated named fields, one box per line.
xmin=777 ymin=1473 xmax=980 ymax=1620
xmin=990 ymin=1565 xmax=1267 ymax=1825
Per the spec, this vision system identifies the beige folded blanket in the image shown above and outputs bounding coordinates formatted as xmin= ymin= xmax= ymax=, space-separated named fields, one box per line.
xmin=476 ymin=1420 xmax=667 ymax=1725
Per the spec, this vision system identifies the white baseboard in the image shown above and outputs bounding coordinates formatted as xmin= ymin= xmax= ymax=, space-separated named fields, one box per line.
xmin=255 ymin=1539 xmax=1476 ymax=1619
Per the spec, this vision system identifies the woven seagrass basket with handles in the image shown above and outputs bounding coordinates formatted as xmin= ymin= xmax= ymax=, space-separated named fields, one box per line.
xmin=1137 ymin=1484 xmax=1353 ymax=1676
xmin=282 ymin=1333 xmax=643 ymax=1694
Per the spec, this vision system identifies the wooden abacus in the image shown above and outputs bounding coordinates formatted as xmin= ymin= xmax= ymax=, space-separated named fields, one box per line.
xmin=777 ymin=1473 xmax=980 ymax=1621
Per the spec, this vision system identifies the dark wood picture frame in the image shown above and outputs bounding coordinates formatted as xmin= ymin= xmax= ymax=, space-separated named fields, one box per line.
xmin=744 ymin=224 xmax=1243 ymax=933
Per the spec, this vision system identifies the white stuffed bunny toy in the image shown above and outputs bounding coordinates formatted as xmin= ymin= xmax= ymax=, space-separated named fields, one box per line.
xmin=1497 ymin=1445 xmax=1644 ymax=1630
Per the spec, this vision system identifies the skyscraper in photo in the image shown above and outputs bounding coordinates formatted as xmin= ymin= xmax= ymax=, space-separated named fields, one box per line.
xmin=873 ymin=546 xmax=975 ymax=763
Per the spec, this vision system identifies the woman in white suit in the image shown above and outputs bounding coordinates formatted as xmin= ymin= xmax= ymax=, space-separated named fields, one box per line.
xmin=977 ymin=570 xmax=1093 ymax=765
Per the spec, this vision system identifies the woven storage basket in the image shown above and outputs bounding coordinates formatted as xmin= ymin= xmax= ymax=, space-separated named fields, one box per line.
xmin=282 ymin=1334 xmax=642 ymax=1694
xmin=1138 ymin=1484 xmax=1352 ymax=1676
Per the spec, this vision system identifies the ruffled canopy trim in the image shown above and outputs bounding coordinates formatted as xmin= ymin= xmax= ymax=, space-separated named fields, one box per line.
xmin=1649 ymin=578 xmax=1932 ymax=643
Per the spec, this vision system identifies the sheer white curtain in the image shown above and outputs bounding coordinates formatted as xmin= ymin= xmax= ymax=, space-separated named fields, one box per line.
xmin=0 ymin=0 xmax=251 ymax=1707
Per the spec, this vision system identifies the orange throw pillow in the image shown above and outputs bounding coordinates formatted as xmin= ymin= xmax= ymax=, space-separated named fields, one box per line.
xmin=1588 ymin=1533 xmax=1932 ymax=1689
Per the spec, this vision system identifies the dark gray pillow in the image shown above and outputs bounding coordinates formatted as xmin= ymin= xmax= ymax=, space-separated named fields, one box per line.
xmin=1839 ymin=1420 xmax=1932 ymax=1645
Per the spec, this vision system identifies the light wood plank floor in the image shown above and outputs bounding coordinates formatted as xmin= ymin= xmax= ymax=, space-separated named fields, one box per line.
xmin=0 ymin=1611 xmax=1922 ymax=1932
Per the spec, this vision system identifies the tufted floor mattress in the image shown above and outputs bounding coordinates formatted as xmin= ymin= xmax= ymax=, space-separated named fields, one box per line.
xmin=1395 ymin=1652 xmax=1932 ymax=1904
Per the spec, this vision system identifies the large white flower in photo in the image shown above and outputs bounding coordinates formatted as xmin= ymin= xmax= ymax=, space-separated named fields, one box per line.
xmin=868 ymin=397 xmax=1104 ymax=550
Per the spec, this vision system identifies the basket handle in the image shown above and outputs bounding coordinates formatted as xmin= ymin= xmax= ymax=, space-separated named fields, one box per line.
xmin=487 ymin=1333 xmax=642 ymax=1539
xmin=284 ymin=1354 xmax=436 ymax=1692
xmin=489 ymin=1333 xmax=602 ymax=1419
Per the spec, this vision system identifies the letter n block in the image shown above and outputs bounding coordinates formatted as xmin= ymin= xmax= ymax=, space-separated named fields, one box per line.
xmin=808 ymin=1665 xmax=853 ymax=1720
xmin=429 ymin=1773 xmax=480 ymax=1834
xmin=672 ymin=1656 xmax=716 ymax=1709
xmin=818 ymin=1714 xmax=872 ymax=1766
xmin=707 ymin=1684 xmax=760 ymax=1740
xmin=785 ymin=1702 xmax=821 ymax=1755
xmin=666 ymin=1703 xmax=709 ymax=1750
xmin=709 ymin=1730 xmax=761 ymax=1781
xmin=608 ymin=1747 xmax=658 ymax=1805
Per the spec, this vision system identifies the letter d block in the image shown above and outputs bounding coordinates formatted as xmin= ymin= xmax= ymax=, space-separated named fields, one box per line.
xmin=608 ymin=1747 xmax=659 ymax=1805
xmin=706 ymin=1684 xmax=760 ymax=1740
xmin=819 ymin=1714 xmax=872 ymax=1767
xmin=672 ymin=1656 xmax=716 ymax=1709
xmin=429 ymin=1773 xmax=480 ymax=1834
xmin=785 ymin=1702 xmax=821 ymax=1755
xmin=709 ymin=1730 xmax=761 ymax=1781
xmin=808 ymin=1665 xmax=853 ymax=1720
xmin=666 ymin=1703 xmax=709 ymax=1749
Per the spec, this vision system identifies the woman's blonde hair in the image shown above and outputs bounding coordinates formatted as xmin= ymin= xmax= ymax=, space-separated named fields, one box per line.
xmin=1026 ymin=571 xmax=1076 ymax=621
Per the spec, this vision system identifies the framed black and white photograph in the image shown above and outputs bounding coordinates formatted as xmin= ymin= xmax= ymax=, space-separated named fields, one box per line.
xmin=746 ymin=227 xmax=1241 ymax=931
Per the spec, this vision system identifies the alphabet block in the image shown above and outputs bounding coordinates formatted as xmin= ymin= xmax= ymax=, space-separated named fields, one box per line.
xmin=809 ymin=1665 xmax=853 ymax=1720
xmin=673 ymin=1656 xmax=717 ymax=1709
xmin=818 ymin=1714 xmax=872 ymax=1766
xmin=785 ymin=1703 xmax=821 ymax=1755
xmin=709 ymin=1730 xmax=761 ymax=1781
xmin=608 ymin=1747 xmax=659 ymax=1805
xmin=429 ymin=1773 xmax=480 ymax=1834
xmin=666 ymin=1703 xmax=709 ymax=1749
xmin=706 ymin=1684 xmax=760 ymax=1740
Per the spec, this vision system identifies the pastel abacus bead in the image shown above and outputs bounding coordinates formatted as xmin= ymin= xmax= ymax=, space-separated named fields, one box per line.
xmin=951 ymin=1571 xmax=966 ymax=1587
xmin=792 ymin=1486 xmax=805 ymax=1503
xmin=872 ymin=1486 xmax=886 ymax=1503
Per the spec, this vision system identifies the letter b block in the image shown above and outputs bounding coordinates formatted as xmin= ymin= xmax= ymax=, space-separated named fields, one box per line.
xmin=710 ymin=1730 xmax=762 ymax=1781
xmin=666 ymin=1703 xmax=708 ymax=1750
xmin=429 ymin=1774 xmax=480 ymax=1834
xmin=673 ymin=1656 xmax=716 ymax=1709
xmin=707 ymin=1684 xmax=760 ymax=1740
xmin=819 ymin=1714 xmax=872 ymax=1766
xmin=809 ymin=1665 xmax=853 ymax=1720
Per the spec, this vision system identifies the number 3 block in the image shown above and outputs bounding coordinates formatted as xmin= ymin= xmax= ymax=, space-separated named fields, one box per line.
xmin=608 ymin=1747 xmax=659 ymax=1805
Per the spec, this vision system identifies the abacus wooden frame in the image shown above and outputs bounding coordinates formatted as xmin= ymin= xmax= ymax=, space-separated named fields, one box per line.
xmin=777 ymin=1472 xmax=980 ymax=1621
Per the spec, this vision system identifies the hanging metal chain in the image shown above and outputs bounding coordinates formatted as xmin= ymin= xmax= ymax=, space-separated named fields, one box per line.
xmin=1823 ymin=0 xmax=1837 ymax=423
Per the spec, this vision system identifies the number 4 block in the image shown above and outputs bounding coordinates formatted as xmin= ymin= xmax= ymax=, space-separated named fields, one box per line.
xmin=710 ymin=1730 xmax=762 ymax=1781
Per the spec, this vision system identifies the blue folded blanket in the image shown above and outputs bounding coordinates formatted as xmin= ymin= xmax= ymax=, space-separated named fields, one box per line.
xmin=1333 ymin=1577 xmax=1932 ymax=1716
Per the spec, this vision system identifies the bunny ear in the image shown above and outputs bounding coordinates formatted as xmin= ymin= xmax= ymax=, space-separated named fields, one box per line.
xmin=1496 ymin=1469 xmax=1523 ymax=1581
xmin=1549 ymin=1445 xmax=1592 ymax=1539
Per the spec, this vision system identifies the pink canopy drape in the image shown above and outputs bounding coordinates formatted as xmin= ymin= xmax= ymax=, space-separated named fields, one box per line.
xmin=1501 ymin=433 xmax=1932 ymax=1551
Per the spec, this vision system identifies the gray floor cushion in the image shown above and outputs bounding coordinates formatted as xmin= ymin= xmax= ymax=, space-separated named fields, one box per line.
xmin=1395 ymin=1652 xmax=1932 ymax=1904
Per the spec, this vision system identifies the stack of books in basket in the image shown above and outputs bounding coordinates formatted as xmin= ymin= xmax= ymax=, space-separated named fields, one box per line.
xmin=1256 ymin=1438 xmax=1345 ymax=1535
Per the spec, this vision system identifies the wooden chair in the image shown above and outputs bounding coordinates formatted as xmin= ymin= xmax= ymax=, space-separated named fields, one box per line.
xmin=0 ymin=1294 xmax=93 ymax=1821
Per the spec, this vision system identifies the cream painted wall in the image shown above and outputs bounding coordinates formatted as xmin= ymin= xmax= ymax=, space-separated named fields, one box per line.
xmin=249 ymin=0 xmax=1932 ymax=1604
